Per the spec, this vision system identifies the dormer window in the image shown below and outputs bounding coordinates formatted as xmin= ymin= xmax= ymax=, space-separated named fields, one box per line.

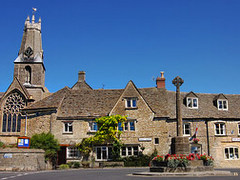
xmin=187 ymin=97 xmax=198 ymax=109
xmin=125 ymin=98 xmax=137 ymax=108
xmin=217 ymin=99 xmax=228 ymax=110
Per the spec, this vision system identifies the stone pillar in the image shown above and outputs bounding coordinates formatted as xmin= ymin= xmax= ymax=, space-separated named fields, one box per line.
xmin=172 ymin=76 xmax=189 ymax=155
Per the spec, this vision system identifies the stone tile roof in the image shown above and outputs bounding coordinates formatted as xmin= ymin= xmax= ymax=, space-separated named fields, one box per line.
xmin=25 ymin=84 xmax=240 ymax=120
xmin=0 ymin=92 xmax=4 ymax=100
xmin=139 ymin=88 xmax=169 ymax=117
xmin=57 ymin=89 xmax=124 ymax=118
xmin=167 ymin=91 xmax=240 ymax=119
xmin=25 ymin=87 xmax=71 ymax=110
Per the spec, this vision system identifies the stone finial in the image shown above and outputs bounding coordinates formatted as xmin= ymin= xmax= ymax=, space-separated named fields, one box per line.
xmin=32 ymin=14 xmax=35 ymax=23
xmin=38 ymin=17 xmax=41 ymax=23
xmin=26 ymin=16 xmax=30 ymax=22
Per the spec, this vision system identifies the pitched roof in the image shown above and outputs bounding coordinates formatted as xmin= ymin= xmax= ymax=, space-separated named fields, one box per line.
xmin=167 ymin=91 xmax=240 ymax=119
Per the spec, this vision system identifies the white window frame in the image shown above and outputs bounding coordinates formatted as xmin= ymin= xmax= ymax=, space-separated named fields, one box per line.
xmin=89 ymin=121 xmax=98 ymax=132
xmin=217 ymin=99 xmax=228 ymax=110
xmin=187 ymin=97 xmax=198 ymax=109
xmin=215 ymin=122 xmax=226 ymax=135
xmin=183 ymin=123 xmax=191 ymax=136
xmin=95 ymin=146 xmax=112 ymax=161
xmin=121 ymin=146 xmax=139 ymax=157
xmin=125 ymin=98 xmax=137 ymax=108
xmin=63 ymin=122 xmax=73 ymax=133
xmin=67 ymin=146 xmax=81 ymax=159
xmin=225 ymin=147 xmax=239 ymax=160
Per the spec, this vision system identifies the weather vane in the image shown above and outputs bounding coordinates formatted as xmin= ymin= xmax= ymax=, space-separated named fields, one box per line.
xmin=32 ymin=7 xmax=37 ymax=14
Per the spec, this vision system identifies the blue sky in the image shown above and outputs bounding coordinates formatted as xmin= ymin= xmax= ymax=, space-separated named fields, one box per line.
xmin=0 ymin=0 xmax=240 ymax=94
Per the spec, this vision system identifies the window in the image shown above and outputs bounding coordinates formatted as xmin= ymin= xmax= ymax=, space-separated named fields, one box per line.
xmin=96 ymin=146 xmax=112 ymax=161
xmin=67 ymin=147 xmax=81 ymax=159
xmin=129 ymin=121 xmax=135 ymax=131
xmin=89 ymin=121 xmax=98 ymax=132
xmin=118 ymin=122 xmax=123 ymax=131
xmin=154 ymin=138 xmax=159 ymax=145
xmin=25 ymin=66 xmax=31 ymax=84
xmin=118 ymin=121 xmax=135 ymax=131
xmin=63 ymin=122 xmax=73 ymax=133
xmin=183 ymin=123 xmax=191 ymax=136
xmin=2 ymin=91 xmax=26 ymax=133
xmin=225 ymin=147 xmax=239 ymax=160
xmin=187 ymin=97 xmax=198 ymax=109
xmin=121 ymin=146 xmax=139 ymax=156
xmin=215 ymin=123 xmax=226 ymax=135
xmin=125 ymin=98 xmax=137 ymax=108
xmin=217 ymin=100 xmax=228 ymax=110
xmin=238 ymin=124 xmax=240 ymax=135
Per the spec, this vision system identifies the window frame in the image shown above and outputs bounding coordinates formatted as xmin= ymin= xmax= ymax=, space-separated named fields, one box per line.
xmin=121 ymin=146 xmax=139 ymax=157
xmin=63 ymin=121 xmax=73 ymax=133
xmin=215 ymin=122 xmax=226 ymax=136
xmin=217 ymin=99 xmax=228 ymax=111
xmin=89 ymin=121 xmax=98 ymax=132
xmin=186 ymin=97 xmax=198 ymax=109
xmin=125 ymin=98 xmax=137 ymax=108
xmin=183 ymin=123 xmax=191 ymax=136
xmin=238 ymin=123 xmax=240 ymax=136
xmin=67 ymin=146 xmax=81 ymax=159
xmin=224 ymin=147 xmax=239 ymax=160
xmin=118 ymin=121 xmax=136 ymax=131
xmin=154 ymin=138 xmax=159 ymax=145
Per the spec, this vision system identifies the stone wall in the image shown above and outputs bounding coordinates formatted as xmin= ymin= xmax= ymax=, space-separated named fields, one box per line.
xmin=0 ymin=148 xmax=46 ymax=171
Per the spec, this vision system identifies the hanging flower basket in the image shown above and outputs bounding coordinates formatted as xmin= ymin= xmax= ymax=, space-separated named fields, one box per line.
xmin=193 ymin=138 xmax=199 ymax=143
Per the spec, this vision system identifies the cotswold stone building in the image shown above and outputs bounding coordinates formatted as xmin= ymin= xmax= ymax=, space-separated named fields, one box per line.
xmin=1 ymin=15 xmax=240 ymax=168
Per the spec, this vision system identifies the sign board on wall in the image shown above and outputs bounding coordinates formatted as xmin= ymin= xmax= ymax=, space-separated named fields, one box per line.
xmin=3 ymin=153 xmax=12 ymax=158
xmin=138 ymin=138 xmax=152 ymax=142
xmin=17 ymin=137 xmax=30 ymax=148
xmin=232 ymin=138 xmax=240 ymax=142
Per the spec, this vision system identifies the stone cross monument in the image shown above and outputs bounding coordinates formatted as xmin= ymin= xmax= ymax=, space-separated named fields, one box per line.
xmin=172 ymin=76 xmax=190 ymax=155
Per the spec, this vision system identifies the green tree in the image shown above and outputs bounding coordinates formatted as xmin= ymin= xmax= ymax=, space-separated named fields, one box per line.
xmin=31 ymin=132 xmax=60 ymax=164
xmin=77 ymin=115 xmax=127 ymax=160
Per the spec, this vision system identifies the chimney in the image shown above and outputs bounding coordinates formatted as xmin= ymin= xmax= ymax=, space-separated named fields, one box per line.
xmin=156 ymin=71 xmax=165 ymax=89
xmin=78 ymin=71 xmax=85 ymax=82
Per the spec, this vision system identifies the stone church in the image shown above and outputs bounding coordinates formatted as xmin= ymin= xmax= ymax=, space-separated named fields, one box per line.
xmin=1 ymin=15 xmax=240 ymax=167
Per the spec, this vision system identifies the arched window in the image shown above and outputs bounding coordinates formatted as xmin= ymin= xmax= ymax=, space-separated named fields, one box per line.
xmin=2 ymin=91 xmax=26 ymax=133
xmin=25 ymin=66 xmax=31 ymax=84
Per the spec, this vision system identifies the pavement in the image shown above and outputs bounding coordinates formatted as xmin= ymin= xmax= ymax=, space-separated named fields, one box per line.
xmin=132 ymin=170 xmax=238 ymax=177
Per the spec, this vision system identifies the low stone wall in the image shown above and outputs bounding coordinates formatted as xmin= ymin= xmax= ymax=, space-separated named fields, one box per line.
xmin=0 ymin=148 xmax=46 ymax=171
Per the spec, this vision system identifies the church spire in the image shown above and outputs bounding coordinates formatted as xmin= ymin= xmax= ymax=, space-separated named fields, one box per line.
xmin=13 ymin=11 xmax=47 ymax=101
xmin=15 ymin=12 xmax=43 ymax=63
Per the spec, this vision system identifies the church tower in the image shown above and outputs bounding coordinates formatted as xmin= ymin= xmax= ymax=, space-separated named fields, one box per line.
xmin=13 ymin=14 xmax=48 ymax=101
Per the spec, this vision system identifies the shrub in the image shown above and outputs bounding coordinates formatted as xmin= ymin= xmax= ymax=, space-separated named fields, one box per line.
xmin=0 ymin=141 xmax=5 ymax=148
xmin=122 ymin=155 xmax=151 ymax=167
xmin=73 ymin=162 xmax=80 ymax=168
xmin=30 ymin=132 xmax=60 ymax=166
xmin=59 ymin=164 xmax=69 ymax=169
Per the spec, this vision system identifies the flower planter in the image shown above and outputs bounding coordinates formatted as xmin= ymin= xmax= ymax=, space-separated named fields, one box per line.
xmin=151 ymin=161 xmax=167 ymax=167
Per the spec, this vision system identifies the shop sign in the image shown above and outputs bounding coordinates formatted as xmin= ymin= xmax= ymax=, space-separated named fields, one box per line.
xmin=138 ymin=138 xmax=152 ymax=142
xmin=232 ymin=138 xmax=240 ymax=142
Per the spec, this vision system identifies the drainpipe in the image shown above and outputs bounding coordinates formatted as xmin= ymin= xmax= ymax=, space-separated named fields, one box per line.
xmin=25 ymin=113 xmax=28 ymax=136
xmin=205 ymin=120 xmax=210 ymax=155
